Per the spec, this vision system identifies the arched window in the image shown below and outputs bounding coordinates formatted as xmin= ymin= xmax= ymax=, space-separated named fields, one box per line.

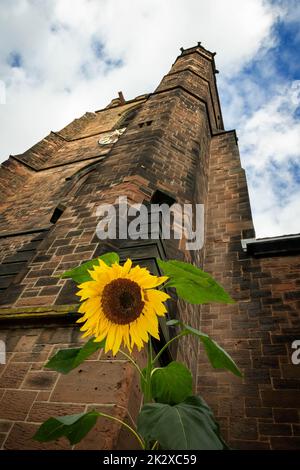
xmin=113 ymin=105 xmax=141 ymax=130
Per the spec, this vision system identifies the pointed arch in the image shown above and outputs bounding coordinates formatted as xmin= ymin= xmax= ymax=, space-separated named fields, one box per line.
xmin=113 ymin=104 xmax=142 ymax=130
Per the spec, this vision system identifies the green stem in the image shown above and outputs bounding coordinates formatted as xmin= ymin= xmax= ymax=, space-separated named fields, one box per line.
xmin=144 ymin=341 xmax=153 ymax=404
xmin=100 ymin=412 xmax=145 ymax=449
xmin=160 ymin=281 xmax=172 ymax=289
xmin=143 ymin=341 xmax=154 ymax=450
xmin=156 ymin=283 xmax=167 ymax=290
xmin=151 ymin=440 xmax=159 ymax=450
xmin=119 ymin=349 xmax=143 ymax=377
xmin=152 ymin=331 xmax=187 ymax=365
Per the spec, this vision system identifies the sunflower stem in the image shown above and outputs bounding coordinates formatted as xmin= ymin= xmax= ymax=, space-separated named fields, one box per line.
xmin=151 ymin=440 xmax=159 ymax=450
xmin=156 ymin=283 xmax=168 ymax=291
xmin=144 ymin=341 xmax=153 ymax=404
xmin=119 ymin=349 xmax=143 ymax=377
xmin=159 ymin=281 xmax=173 ymax=289
xmin=99 ymin=412 xmax=145 ymax=449
xmin=151 ymin=331 xmax=187 ymax=365
xmin=143 ymin=341 xmax=154 ymax=450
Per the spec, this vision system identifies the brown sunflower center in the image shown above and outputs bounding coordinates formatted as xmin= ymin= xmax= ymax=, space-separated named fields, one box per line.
xmin=101 ymin=278 xmax=144 ymax=324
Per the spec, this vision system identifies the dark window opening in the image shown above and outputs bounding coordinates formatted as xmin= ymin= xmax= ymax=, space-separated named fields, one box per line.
xmin=152 ymin=334 xmax=173 ymax=366
xmin=50 ymin=204 xmax=66 ymax=224
xmin=150 ymin=189 xmax=176 ymax=207
xmin=138 ymin=120 xmax=153 ymax=128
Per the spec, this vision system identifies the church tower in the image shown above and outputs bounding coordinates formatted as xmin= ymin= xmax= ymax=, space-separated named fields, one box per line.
xmin=0 ymin=44 xmax=299 ymax=450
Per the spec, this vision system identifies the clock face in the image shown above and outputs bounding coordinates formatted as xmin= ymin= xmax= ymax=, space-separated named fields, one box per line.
xmin=98 ymin=127 xmax=126 ymax=145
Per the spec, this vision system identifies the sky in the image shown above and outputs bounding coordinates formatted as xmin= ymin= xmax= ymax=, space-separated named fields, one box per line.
xmin=0 ymin=0 xmax=299 ymax=238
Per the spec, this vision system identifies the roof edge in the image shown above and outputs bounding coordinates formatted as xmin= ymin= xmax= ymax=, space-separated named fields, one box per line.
xmin=241 ymin=233 xmax=300 ymax=257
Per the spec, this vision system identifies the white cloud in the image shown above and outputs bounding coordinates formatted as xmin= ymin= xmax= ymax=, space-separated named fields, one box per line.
xmin=249 ymin=177 xmax=300 ymax=237
xmin=238 ymin=81 xmax=300 ymax=237
xmin=240 ymin=81 xmax=300 ymax=170
xmin=0 ymin=0 xmax=276 ymax=159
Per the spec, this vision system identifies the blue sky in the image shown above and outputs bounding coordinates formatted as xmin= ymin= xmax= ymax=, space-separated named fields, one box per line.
xmin=0 ymin=0 xmax=299 ymax=237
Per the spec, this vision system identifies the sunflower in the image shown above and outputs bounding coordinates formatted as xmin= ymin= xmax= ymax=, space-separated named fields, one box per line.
xmin=76 ymin=259 xmax=170 ymax=355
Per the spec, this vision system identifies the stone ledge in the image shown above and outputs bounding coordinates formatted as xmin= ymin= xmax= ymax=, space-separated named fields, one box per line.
xmin=0 ymin=304 xmax=78 ymax=323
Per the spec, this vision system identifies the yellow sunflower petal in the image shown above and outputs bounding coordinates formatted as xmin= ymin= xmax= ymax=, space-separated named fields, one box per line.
xmin=128 ymin=267 xmax=168 ymax=289
xmin=105 ymin=324 xmax=117 ymax=354
xmin=112 ymin=326 xmax=124 ymax=356
xmin=78 ymin=299 xmax=89 ymax=313
xmin=142 ymin=307 xmax=160 ymax=338
xmin=146 ymin=289 xmax=170 ymax=302
xmin=122 ymin=325 xmax=131 ymax=352
xmin=122 ymin=258 xmax=132 ymax=275
xmin=110 ymin=262 xmax=124 ymax=278
xmin=95 ymin=323 xmax=110 ymax=342
xmin=88 ymin=259 xmax=111 ymax=281
xmin=133 ymin=317 xmax=149 ymax=343
xmin=81 ymin=329 xmax=93 ymax=338
xmin=145 ymin=289 xmax=169 ymax=316
xmin=75 ymin=258 xmax=169 ymax=355
xmin=129 ymin=323 xmax=144 ymax=350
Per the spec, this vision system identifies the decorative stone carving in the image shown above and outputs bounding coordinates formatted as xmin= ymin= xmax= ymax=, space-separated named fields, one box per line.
xmin=98 ymin=127 xmax=126 ymax=145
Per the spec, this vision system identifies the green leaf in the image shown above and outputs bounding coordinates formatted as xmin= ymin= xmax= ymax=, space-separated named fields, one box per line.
xmin=167 ymin=320 xmax=242 ymax=377
xmin=60 ymin=252 xmax=119 ymax=283
xmin=33 ymin=411 xmax=99 ymax=445
xmin=183 ymin=324 xmax=242 ymax=377
xmin=166 ymin=319 xmax=179 ymax=327
xmin=138 ymin=395 xmax=227 ymax=450
xmin=157 ymin=259 xmax=234 ymax=304
xmin=151 ymin=361 xmax=192 ymax=405
xmin=45 ymin=338 xmax=105 ymax=374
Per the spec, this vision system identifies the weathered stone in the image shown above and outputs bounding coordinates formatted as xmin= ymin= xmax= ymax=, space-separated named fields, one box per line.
xmin=0 ymin=390 xmax=37 ymax=420
xmin=51 ymin=361 xmax=134 ymax=405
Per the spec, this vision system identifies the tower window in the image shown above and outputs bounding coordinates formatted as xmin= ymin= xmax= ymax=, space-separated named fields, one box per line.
xmin=50 ymin=204 xmax=66 ymax=224
xmin=138 ymin=120 xmax=153 ymax=128
xmin=150 ymin=189 xmax=176 ymax=207
xmin=114 ymin=106 xmax=141 ymax=129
